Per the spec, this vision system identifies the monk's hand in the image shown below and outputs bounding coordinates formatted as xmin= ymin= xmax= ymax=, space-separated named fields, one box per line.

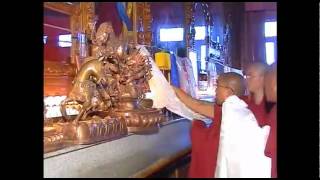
xmin=171 ymin=85 xmax=179 ymax=93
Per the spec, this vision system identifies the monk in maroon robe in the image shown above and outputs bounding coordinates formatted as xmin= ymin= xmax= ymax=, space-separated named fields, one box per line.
xmin=264 ymin=63 xmax=277 ymax=178
xmin=242 ymin=62 xmax=270 ymax=127
xmin=173 ymin=72 xmax=247 ymax=178
xmin=174 ymin=63 xmax=271 ymax=178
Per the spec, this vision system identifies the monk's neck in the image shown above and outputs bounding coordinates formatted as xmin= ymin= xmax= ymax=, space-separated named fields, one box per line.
xmin=249 ymin=89 xmax=264 ymax=105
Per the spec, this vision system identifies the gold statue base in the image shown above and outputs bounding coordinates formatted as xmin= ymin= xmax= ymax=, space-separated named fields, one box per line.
xmin=44 ymin=116 xmax=128 ymax=153
xmin=62 ymin=117 xmax=128 ymax=145
xmin=110 ymin=98 xmax=166 ymax=134
xmin=44 ymin=125 xmax=66 ymax=153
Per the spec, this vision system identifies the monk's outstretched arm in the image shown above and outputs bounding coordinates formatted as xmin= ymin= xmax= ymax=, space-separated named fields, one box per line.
xmin=172 ymin=86 xmax=214 ymax=119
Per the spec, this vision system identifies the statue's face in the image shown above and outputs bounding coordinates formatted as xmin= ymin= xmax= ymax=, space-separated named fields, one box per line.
xmin=96 ymin=23 xmax=114 ymax=44
xmin=88 ymin=22 xmax=96 ymax=31
xmin=105 ymin=24 xmax=114 ymax=34
xmin=97 ymin=32 xmax=108 ymax=44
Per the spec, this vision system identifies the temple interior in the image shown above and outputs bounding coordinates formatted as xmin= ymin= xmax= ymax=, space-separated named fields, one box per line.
xmin=43 ymin=2 xmax=277 ymax=178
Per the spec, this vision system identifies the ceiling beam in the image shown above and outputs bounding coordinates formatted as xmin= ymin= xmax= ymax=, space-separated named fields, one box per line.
xmin=44 ymin=23 xmax=71 ymax=32
xmin=44 ymin=2 xmax=75 ymax=15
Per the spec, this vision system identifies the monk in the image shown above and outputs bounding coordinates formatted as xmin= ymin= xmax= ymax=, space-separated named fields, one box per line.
xmin=173 ymin=72 xmax=271 ymax=177
xmin=214 ymin=73 xmax=270 ymax=177
xmin=185 ymin=62 xmax=270 ymax=177
xmin=243 ymin=62 xmax=269 ymax=127
xmin=264 ymin=63 xmax=277 ymax=178
xmin=173 ymin=76 xmax=221 ymax=178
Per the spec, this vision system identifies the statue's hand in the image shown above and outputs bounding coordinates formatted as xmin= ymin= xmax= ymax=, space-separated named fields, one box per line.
xmin=97 ymin=77 xmax=107 ymax=86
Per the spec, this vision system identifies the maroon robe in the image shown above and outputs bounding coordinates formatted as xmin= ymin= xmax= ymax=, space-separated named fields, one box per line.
xmin=188 ymin=96 xmax=269 ymax=178
xmin=242 ymin=96 xmax=269 ymax=127
xmin=265 ymin=104 xmax=277 ymax=178
xmin=188 ymin=105 xmax=222 ymax=178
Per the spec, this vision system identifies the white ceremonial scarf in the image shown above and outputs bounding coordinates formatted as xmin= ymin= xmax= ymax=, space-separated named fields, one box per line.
xmin=215 ymin=95 xmax=271 ymax=178
xmin=137 ymin=45 xmax=210 ymax=123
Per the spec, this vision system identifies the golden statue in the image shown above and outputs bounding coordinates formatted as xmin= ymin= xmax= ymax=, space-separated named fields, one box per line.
xmin=44 ymin=22 xmax=165 ymax=152
xmin=60 ymin=21 xmax=122 ymax=122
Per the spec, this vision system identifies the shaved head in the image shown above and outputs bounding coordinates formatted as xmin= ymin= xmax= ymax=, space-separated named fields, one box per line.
xmin=244 ymin=62 xmax=268 ymax=93
xmin=215 ymin=72 xmax=245 ymax=105
xmin=265 ymin=63 xmax=277 ymax=102
xmin=218 ymin=72 xmax=245 ymax=96
xmin=245 ymin=62 xmax=268 ymax=76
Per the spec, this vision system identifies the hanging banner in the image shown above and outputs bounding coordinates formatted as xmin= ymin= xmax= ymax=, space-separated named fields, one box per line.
xmin=116 ymin=2 xmax=133 ymax=31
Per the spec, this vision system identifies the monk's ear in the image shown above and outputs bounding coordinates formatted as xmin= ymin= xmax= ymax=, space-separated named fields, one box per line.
xmin=227 ymin=89 xmax=235 ymax=96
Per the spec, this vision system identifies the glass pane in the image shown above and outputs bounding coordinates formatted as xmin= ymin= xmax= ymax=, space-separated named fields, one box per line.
xmin=160 ymin=28 xmax=184 ymax=42
xmin=44 ymin=36 xmax=48 ymax=44
xmin=265 ymin=42 xmax=275 ymax=65
xmin=189 ymin=51 xmax=198 ymax=82
xmin=58 ymin=42 xmax=72 ymax=47
xmin=58 ymin=34 xmax=72 ymax=47
xmin=195 ymin=26 xmax=206 ymax=40
xmin=201 ymin=45 xmax=206 ymax=70
xmin=59 ymin=34 xmax=72 ymax=42
xmin=77 ymin=33 xmax=86 ymax=44
xmin=264 ymin=21 xmax=277 ymax=37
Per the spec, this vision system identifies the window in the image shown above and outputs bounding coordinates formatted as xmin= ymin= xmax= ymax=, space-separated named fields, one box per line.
xmin=264 ymin=21 xmax=277 ymax=65
xmin=43 ymin=36 xmax=48 ymax=44
xmin=265 ymin=42 xmax=275 ymax=65
xmin=77 ymin=33 xmax=86 ymax=43
xmin=58 ymin=34 xmax=72 ymax=47
xmin=195 ymin=26 xmax=206 ymax=40
xmin=44 ymin=95 xmax=79 ymax=118
xmin=160 ymin=28 xmax=184 ymax=42
xmin=200 ymin=45 xmax=206 ymax=70
xmin=189 ymin=51 xmax=198 ymax=82
xmin=264 ymin=22 xmax=277 ymax=37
